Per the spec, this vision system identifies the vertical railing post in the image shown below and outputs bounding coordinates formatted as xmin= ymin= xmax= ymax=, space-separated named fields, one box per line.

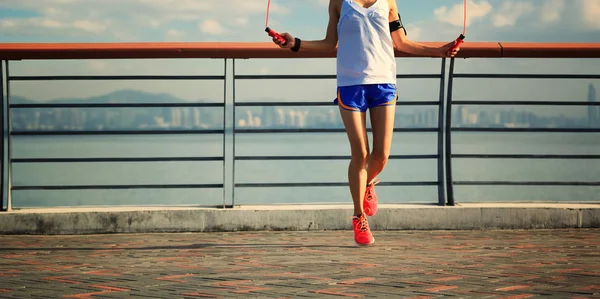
xmin=444 ymin=58 xmax=456 ymax=206
xmin=222 ymin=58 xmax=228 ymax=208
xmin=436 ymin=58 xmax=447 ymax=206
xmin=5 ymin=60 xmax=11 ymax=211
xmin=0 ymin=60 xmax=5 ymax=211
xmin=221 ymin=58 xmax=235 ymax=208
xmin=231 ymin=59 xmax=236 ymax=207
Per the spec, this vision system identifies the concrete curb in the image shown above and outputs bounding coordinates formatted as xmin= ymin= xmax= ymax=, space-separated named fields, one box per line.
xmin=1 ymin=204 xmax=599 ymax=235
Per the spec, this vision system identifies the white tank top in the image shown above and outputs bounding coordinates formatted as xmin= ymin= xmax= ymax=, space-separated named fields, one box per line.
xmin=336 ymin=0 xmax=396 ymax=87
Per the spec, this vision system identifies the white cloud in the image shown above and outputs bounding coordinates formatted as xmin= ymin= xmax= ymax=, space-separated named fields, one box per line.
xmin=539 ymin=0 xmax=565 ymax=24
xmin=0 ymin=0 xmax=289 ymax=40
xmin=406 ymin=25 xmax=422 ymax=41
xmin=429 ymin=0 xmax=600 ymax=35
xmin=199 ymin=20 xmax=224 ymax=35
xmin=0 ymin=0 xmax=597 ymax=43
xmin=0 ymin=16 xmax=110 ymax=36
xmin=434 ymin=0 xmax=492 ymax=28
xmin=39 ymin=19 xmax=64 ymax=29
xmin=492 ymin=2 xmax=535 ymax=28
xmin=581 ymin=0 xmax=600 ymax=29
xmin=73 ymin=20 xmax=107 ymax=33
xmin=165 ymin=29 xmax=185 ymax=40
xmin=42 ymin=7 xmax=68 ymax=18
xmin=0 ymin=20 xmax=16 ymax=28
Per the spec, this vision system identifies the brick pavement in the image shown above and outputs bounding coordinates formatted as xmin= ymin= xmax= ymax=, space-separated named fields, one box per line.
xmin=0 ymin=229 xmax=599 ymax=298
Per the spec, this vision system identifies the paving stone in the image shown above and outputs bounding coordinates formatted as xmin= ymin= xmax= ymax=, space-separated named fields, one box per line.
xmin=0 ymin=229 xmax=599 ymax=298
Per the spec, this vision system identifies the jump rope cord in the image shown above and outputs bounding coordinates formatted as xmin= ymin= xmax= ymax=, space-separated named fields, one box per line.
xmin=462 ymin=0 xmax=467 ymax=35
xmin=266 ymin=0 xmax=272 ymax=28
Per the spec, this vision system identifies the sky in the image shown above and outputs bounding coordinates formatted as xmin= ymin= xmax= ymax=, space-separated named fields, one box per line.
xmin=0 ymin=0 xmax=599 ymax=116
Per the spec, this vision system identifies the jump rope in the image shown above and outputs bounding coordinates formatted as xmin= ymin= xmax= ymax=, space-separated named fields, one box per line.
xmin=452 ymin=0 xmax=467 ymax=54
xmin=265 ymin=0 xmax=287 ymax=45
xmin=265 ymin=0 xmax=467 ymax=55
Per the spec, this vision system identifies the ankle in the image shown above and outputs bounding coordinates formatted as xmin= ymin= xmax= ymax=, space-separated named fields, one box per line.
xmin=366 ymin=178 xmax=380 ymax=187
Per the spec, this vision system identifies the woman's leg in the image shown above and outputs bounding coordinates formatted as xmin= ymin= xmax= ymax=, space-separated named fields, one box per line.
xmin=339 ymin=105 xmax=376 ymax=246
xmin=361 ymin=104 xmax=395 ymax=217
xmin=367 ymin=104 xmax=396 ymax=184
xmin=338 ymin=105 xmax=369 ymax=216
xmin=336 ymin=85 xmax=375 ymax=245
xmin=361 ymin=84 xmax=397 ymax=217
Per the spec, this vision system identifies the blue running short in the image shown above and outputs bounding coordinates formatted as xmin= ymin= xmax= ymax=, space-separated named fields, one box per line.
xmin=333 ymin=84 xmax=398 ymax=112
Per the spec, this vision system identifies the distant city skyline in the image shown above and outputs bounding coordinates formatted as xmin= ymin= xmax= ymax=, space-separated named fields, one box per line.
xmin=7 ymin=83 xmax=599 ymax=132
xmin=589 ymin=83 xmax=599 ymax=127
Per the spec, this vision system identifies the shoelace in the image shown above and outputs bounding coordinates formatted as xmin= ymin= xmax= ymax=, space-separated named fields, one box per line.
xmin=353 ymin=216 xmax=369 ymax=232
xmin=365 ymin=178 xmax=380 ymax=200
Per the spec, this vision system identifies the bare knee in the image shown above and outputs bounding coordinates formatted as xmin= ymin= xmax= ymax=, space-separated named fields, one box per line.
xmin=350 ymin=149 xmax=369 ymax=169
xmin=370 ymin=150 xmax=389 ymax=169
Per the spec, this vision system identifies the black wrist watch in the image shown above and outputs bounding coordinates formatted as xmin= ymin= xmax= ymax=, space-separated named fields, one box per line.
xmin=291 ymin=38 xmax=301 ymax=52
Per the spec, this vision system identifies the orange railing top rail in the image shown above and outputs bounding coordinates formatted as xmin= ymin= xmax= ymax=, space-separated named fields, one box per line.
xmin=0 ymin=42 xmax=599 ymax=60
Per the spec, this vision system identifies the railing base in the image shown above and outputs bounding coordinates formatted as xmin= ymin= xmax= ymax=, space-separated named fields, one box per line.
xmin=1 ymin=203 xmax=598 ymax=234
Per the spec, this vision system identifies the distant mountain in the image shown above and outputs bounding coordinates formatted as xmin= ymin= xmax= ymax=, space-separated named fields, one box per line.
xmin=10 ymin=89 xmax=196 ymax=104
xmin=8 ymin=89 xmax=231 ymax=132
xmin=8 ymin=89 xmax=413 ymax=105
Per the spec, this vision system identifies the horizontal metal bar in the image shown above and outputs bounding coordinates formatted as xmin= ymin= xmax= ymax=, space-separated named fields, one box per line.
xmin=452 ymin=100 xmax=600 ymax=106
xmin=234 ymin=101 xmax=439 ymax=107
xmin=12 ymin=184 xmax=224 ymax=190
xmin=11 ymin=129 xmax=224 ymax=136
xmin=452 ymin=128 xmax=600 ymax=133
xmin=235 ymin=154 xmax=438 ymax=161
xmin=235 ymin=128 xmax=438 ymax=134
xmin=453 ymin=74 xmax=600 ymax=79
xmin=12 ymin=157 xmax=224 ymax=163
xmin=398 ymin=74 xmax=441 ymax=79
xmin=233 ymin=74 xmax=441 ymax=80
xmin=235 ymin=181 xmax=439 ymax=188
xmin=9 ymin=75 xmax=225 ymax=81
xmin=452 ymin=154 xmax=600 ymax=159
xmin=236 ymin=101 xmax=334 ymax=107
xmin=10 ymin=103 xmax=224 ymax=109
xmin=1 ymin=41 xmax=599 ymax=60
xmin=235 ymin=74 xmax=336 ymax=80
xmin=453 ymin=181 xmax=600 ymax=186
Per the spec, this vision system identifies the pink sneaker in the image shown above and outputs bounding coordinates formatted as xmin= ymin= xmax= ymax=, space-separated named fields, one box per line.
xmin=363 ymin=178 xmax=380 ymax=217
xmin=352 ymin=214 xmax=375 ymax=246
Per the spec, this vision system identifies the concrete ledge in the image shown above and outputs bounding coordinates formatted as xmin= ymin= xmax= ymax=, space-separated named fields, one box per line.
xmin=1 ymin=203 xmax=599 ymax=235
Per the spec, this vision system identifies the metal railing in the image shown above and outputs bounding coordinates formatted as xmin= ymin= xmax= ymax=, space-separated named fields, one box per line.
xmin=1 ymin=42 xmax=599 ymax=211
xmin=444 ymin=60 xmax=600 ymax=205
xmin=1 ymin=59 xmax=230 ymax=210
xmin=232 ymin=59 xmax=447 ymax=206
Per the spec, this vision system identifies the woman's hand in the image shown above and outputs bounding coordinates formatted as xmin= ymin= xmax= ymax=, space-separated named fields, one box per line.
xmin=273 ymin=32 xmax=295 ymax=49
xmin=439 ymin=40 xmax=461 ymax=58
